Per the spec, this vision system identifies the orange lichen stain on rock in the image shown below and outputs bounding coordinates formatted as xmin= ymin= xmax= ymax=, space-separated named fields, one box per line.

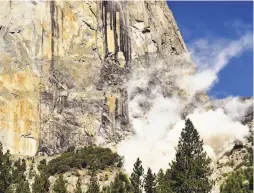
xmin=66 ymin=8 xmax=76 ymax=25
xmin=0 ymin=69 xmax=40 ymax=156
xmin=0 ymin=105 xmax=9 ymax=130
xmin=15 ymin=73 xmax=26 ymax=87
xmin=107 ymin=95 xmax=116 ymax=113
xmin=63 ymin=3 xmax=78 ymax=29
xmin=1 ymin=70 xmax=33 ymax=92
xmin=11 ymin=98 xmax=39 ymax=156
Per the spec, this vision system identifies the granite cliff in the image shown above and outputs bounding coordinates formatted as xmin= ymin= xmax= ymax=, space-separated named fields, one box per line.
xmin=0 ymin=1 xmax=195 ymax=156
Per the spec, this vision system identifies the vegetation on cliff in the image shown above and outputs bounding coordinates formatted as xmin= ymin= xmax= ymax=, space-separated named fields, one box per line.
xmin=0 ymin=119 xmax=252 ymax=193
xmin=102 ymin=172 xmax=132 ymax=193
xmin=220 ymin=128 xmax=253 ymax=193
xmin=46 ymin=146 xmax=123 ymax=175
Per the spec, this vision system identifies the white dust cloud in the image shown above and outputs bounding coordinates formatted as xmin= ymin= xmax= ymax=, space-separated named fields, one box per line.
xmin=117 ymin=32 xmax=253 ymax=174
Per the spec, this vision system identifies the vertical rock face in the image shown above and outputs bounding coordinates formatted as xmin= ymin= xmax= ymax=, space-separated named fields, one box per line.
xmin=0 ymin=1 xmax=194 ymax=155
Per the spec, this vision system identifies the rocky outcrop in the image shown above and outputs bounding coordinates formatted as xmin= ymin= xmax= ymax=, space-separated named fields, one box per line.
xmin=0 ymin=1 xmax=194 ymax=155
xmin=211 ymin=103 xmax=253 ymax=193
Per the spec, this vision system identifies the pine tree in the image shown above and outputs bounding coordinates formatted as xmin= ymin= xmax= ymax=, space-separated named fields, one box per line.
xmin=156 ymin=169 xmax=172 ymax=193
xmin=220 ymin=168 xmax=252 ymax=193
xmin=130 ymin=158 xmax=144 ymax=193
xmin=74 ymin=178 xmax=82 ymax=193
xmin=53 ymin=174 xmax=68 ymax=193
xmin=144 ymin=168 xmax=156 ymax=193
xmin=86 ymin=170 xmax=100 ymax=193
xmin=12 ymin=159 xmax=27 ymax=184
xmin=32 ymin=158 xmax=50 ymax=193
xmin=0 ymin=142 xmax=12 ymax=193
xmin=5 ymin=186 xmax=14 ymax=193
xmin=32 ymin=173 xmax=50 ymax=193
xmin=170 ymin=119 xmax=213 ymax=193
xmin=103 ymin=172 xmax=132 ymax=193
xmin=16 ymin=180 xmax=31 ymax=193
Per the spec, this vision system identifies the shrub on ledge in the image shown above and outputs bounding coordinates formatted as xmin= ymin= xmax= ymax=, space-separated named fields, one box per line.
xmin=47 ymin=146 xmax=123 ymax=175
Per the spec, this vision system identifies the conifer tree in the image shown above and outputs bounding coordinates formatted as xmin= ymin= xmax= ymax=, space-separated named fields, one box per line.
xmin=5 ymin=186 xmax=14 ymax=193
xmin=32 ymin=158 xmax=50 ymax=193
xmin=144 ymin=168 xmax=156 ymax=193
xmin=86 ymin=170 xmax=100 ymax=193
xmin=0 ymin=142 xmax=12 ymax=193
xmin=130 ymin=158 xmax=144 ymax=193
xmin=32 ymin=173 xmax=50 ymax=193
xmin=103 ymin=172 xmax=132 ymax=193
xmin=16 ymin=180 xmax=31 ymax=193
xmin=220 ymin=168 xmax=252 ymax=193
xmin=53 ymin=174 xmax=68 ymax=193
xmin=12 ymin=159 xmax=27 ymax=184
xmin=156 ymin=169 xmax=172 ymax=193
xmin=74 ymin=178 xmax=82 ymax=193
xmin=170 ymin=119 xmax=213 ymax=193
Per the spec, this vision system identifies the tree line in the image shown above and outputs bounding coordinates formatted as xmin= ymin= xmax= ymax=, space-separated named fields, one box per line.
xmin=0 ymin=119 xmax=252 ymax=193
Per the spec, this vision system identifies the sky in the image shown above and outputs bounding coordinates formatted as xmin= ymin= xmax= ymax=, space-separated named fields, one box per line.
xmin=167 ymin=1 xmax=253 ymax=98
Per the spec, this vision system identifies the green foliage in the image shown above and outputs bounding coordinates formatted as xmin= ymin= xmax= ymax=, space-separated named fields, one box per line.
xmin=220 ymin=167 xmax=253 ymax=193
xmin=38 ymin=159 xmax=47 ymax=172
xmin=29 ymin=165 xmax=35 ymax=179
xmin=32 ymin=157 xmax=50 ymax=193
xmin=156 ymin=169 xmax=172 ymax=193
xmin=169 ymin=119 xmax=213 ymax=193
xmin=16 ymin=180 xmax=30 ymax=193
xmin=0 ymin=143 xmax=12 ymax=193
xmin=221 ymin=128 xmax=253 ymax=193
xmin=47 ymin=146 xmax=123 ymax=175
xmin=53 ymin=174 xmax=68 ymax=193
xmin=130 ymin=158 xmax=144 ymax=193
xmin=5 ymin=186 xmax=14 ymax=193
xmin=74 ymin=178 xmax=82 ymax=193
xmin=246 ymin=128 xmax=253 ymax=165
xmin=32 ymin=173 xmax=50 ymax=193
xmin=144 ymin=168 xmax=156 ymax=193
xmin=86 ymin=171 xmax=100 ymax=193
xmin=104 ymin=174 xmax=109 ymax=181
xmin=12 ymin=159 xmax=26 ymax=183
xmin=102 ymin=172 xmax=132 ymax=193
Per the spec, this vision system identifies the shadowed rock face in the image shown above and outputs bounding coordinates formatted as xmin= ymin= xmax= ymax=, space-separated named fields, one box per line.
xmin=0 ymin=1 xmax=192 ymax=155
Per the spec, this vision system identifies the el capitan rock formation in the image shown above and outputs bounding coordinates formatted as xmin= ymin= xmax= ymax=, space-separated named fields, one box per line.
xmin=0 ymin=0 xmax=198 ymax=156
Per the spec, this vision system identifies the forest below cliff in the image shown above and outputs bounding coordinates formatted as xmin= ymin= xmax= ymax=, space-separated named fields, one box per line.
xmin=0 ymin=119 xmax=252 ymax=193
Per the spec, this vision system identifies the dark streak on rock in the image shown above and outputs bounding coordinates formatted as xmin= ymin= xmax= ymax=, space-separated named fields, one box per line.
xmin=31 ymin=0 xmax=37 ymax=5
xmin=20 ymin=134 xmax=34 ymax=139
xmin=41 ymin=28 xmax=44 ymax=56
xmin=61 ymin=9 xmax=64 ymax=43
xmin=102 ymin=1 xmax=108 ymax=55
xmin=102 ymin=1 xmax=131 ymax=64
xmin=50 ymin=1 xmax=56 ymax=74
xmin=82 ymin=20 xmax=96 ymax=31
xmin=115 ymin=97 xmax=119 ymax=119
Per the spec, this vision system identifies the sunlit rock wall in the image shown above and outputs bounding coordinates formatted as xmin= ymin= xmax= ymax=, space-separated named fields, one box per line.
xmin=0 ymin=1 xmax=193 ymax=155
